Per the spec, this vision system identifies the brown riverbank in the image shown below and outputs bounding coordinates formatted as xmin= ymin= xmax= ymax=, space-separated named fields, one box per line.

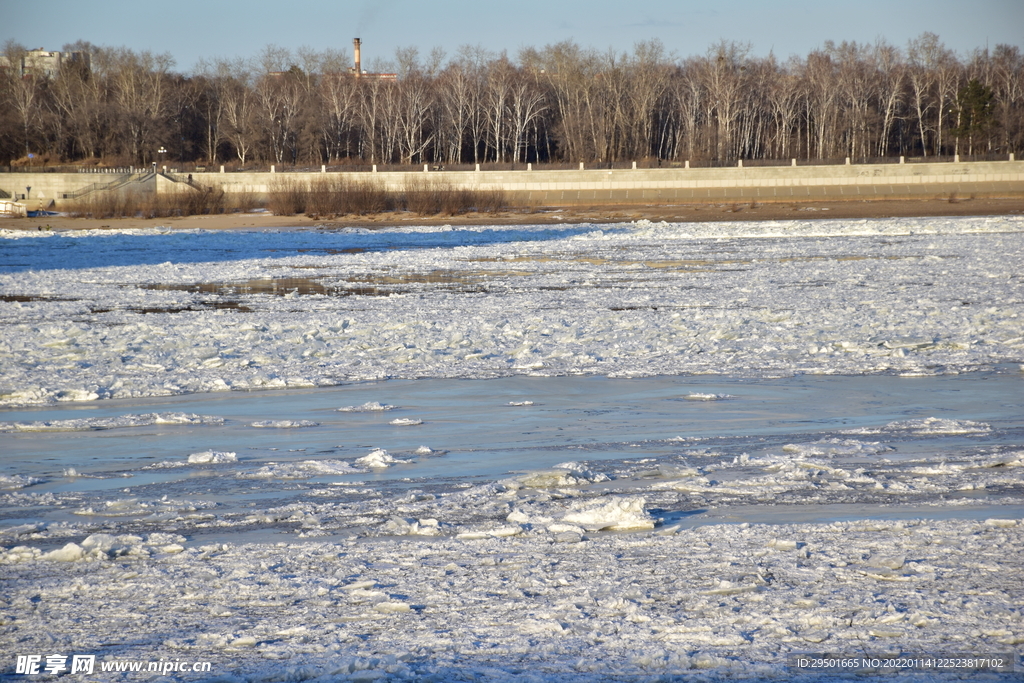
xmin=4 ymin=196 xmax=1023 ymax=232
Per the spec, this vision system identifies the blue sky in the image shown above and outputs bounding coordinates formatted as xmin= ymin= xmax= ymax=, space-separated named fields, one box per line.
xmin=3 ymin=0 xmax=1022 ymax=71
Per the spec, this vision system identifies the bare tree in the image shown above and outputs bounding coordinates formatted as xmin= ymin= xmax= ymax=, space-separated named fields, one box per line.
xmin=108 ymin=48 xmax=173 ymax=163
xmin=219 ymin=60 xmax=258 ymax=166
xmin=873 ymin=41 xmax=906 ymax=157
xmin=1 ymin=41 xmax=45 ymax=158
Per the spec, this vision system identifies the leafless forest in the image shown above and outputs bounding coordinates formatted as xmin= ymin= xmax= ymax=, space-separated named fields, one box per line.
xmin=1 ymin=34 xmax=1021 ymax=169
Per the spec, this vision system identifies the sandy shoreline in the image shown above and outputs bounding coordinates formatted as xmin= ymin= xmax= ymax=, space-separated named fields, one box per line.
xmin=3 ymin=196 xmax=1022 ymax=232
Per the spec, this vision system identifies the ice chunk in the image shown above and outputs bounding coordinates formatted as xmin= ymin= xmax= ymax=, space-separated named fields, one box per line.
xmin=355 ymin=449 xmax=402 ymax=469
xmin=338 ymin=402 xmax=395 ymax=412
xmin=56 ymin=389 xmax=99 ymax=402
xmin=42 ymin=542 xmax=85 ymax=562
xmin=507 ymin=400 xmax=534 ymax=406
xmin=985 ymin=519 xmax=1018 ymax=528
xmin=249 ymin=420 xmax=319 ymax=429
xmin=0 ymin=474 xmax=43 ymax=489
xmin=868 ymin=554 xmax=906 ymax=570
xmin=562 ymin=497 xmax=654 ymax=531
xmin=188 ymin=451 xmax=238 ymax=464
xmin=508 ymin=462 xmax=609 ymax=489
xmin=381 ymin=517 xmax=441 ymax=536
xmin=374 ymin=602 xmax=411 ymax=613
xmin=389 ymin=418 xmax=423 ymax=426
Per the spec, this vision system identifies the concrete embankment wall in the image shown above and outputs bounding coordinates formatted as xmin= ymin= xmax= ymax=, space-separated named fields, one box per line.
xmin=4 ymin=160 xmax=1023 ymax=207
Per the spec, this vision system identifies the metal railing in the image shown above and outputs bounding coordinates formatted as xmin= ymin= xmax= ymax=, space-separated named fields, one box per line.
xmin=60 ymin=171 xmax=154 ymax=199
xmin=2 ymin=152 xmax=1017 ymax=176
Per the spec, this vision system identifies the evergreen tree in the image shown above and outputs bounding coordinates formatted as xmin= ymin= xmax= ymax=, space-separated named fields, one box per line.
xmin=951 ymin=79 xmax=995 ymax=154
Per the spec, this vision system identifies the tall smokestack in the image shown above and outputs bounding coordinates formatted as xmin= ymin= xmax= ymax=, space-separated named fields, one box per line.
xmin=353 ymin=38 xmax=361 ymax=78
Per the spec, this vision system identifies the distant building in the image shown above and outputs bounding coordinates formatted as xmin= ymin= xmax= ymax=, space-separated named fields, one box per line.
xmin=348 ymin=38 xmax=396 ymax=81
xmin=0 ymin=48 xmax=90 ymax=78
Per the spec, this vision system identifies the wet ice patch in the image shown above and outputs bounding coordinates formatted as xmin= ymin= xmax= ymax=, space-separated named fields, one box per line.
xmin=338 ymin=402 xmax=396 ymax=412
xmin=781 ymin=438 xmax=892 ymax=457
xmin=0 ymin=412 xmax=224 ymax=432
xmin=507 ymin=462 xmax=609 ymax=489
xmin=682 ymin=393 xmax=732 ymax=401
xmin=240 ymin=459 xmax=362 ymax=479
xmin=848 ymin=417 xmax=992 ymax=436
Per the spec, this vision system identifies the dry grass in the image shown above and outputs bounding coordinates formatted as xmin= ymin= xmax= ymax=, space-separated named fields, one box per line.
xmin=274 ymin=176 xmax=509 ymax=217
xmin=402 ymin=177 xmax=507 ymax=215
xmin=64 ymin=176 xmax=513 ymax=219
xmin=65 ymin=185 xmax=248 ymax=218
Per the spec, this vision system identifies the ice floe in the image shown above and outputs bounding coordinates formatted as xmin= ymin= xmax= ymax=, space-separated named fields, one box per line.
xmin=2 ymin=216 xmax=1023 ymax=407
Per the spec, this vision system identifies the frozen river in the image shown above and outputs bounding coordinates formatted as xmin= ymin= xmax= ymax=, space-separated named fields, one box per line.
xmin=1 ymin=216 xmax=1023 ymax=681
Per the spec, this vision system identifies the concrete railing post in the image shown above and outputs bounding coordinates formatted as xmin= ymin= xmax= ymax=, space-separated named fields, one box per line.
xmin=845 ymin=157 xmax=850 ymax=165
xmin=372 ymin=164 xmax=377 ymax=172
xmin=632 ymin=161 xmax=637 ymax=170
xmin=1011 ymin=153 xmax=1015 ymax=162
xmin=424 ymin=164 xmax=429 ymax=173
xmin=899 ymin=156 xmax=905 ymax=164
xmin=527 ymin=163 xmax=532 ymax=171
xmin=791 ymin=159 xmax=797 ymax=167
xmin=220 ymin=165 xmax=225 ymax=173
xmin=475 ymin=164 xmax=480 ymax=172
xmin=270 ymin=165 xmax=275 ymax=173
xmin=684 ymin=160 xmax=690 ymax=169
xmin=738 ymin=159 xmax=743 ymax=168
xmin=321 ymin=164 xmax=326 ymax=173
xmin=580 ymin=162 xmax=585 ymax=170
xmin=954 ymin=154 xmax=960 ymax=163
